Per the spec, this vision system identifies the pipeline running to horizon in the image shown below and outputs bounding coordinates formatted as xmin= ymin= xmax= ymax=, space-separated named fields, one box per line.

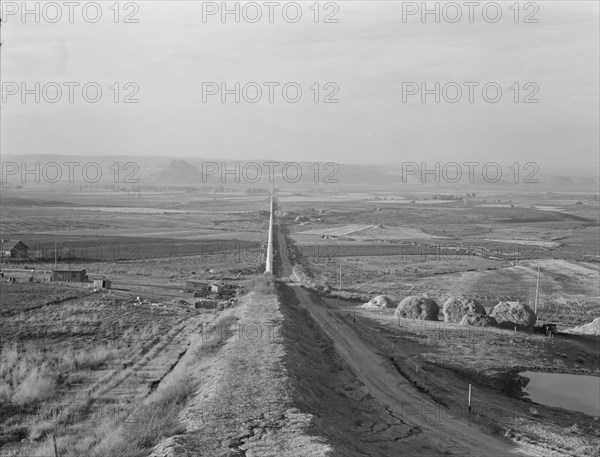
xmin=265 ymin=195 xmax=273 ymax=274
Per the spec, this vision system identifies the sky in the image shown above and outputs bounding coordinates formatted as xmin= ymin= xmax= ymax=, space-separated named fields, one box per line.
xmin=1 ymin=1 xmax=599 ymax=168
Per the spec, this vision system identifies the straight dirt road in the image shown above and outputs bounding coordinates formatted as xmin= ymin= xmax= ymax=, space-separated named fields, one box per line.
xmin=276 ymin=222 xmax=547 ymax=456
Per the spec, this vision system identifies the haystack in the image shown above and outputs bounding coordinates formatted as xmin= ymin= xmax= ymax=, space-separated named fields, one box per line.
xmin=564 ymin=318 xmax=600 ymax=336
xmin=395 ymin=296 xmax=439 ymax=321
xmin=443 ymin=296 xmax=486 ymax=323
xmin=490 ymin=301 xmax=536 ymax=329
xmin=459 ymin=313 xmax=498 ymax=327
xmin=361 ymin=295 xmax=394 ymax=310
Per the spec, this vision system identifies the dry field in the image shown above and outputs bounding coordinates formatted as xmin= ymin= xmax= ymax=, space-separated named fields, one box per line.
xmin=287 ymin=194 xmax=599 ymax=327
xmin=0 ymin=256 xmax=266 ymax=456
xmin=277 ymin=193 xmax=599 ymax=455
xmin=0 ymin=189 xmax=271 ymax=456
xmin=297 ymin=256 xmax=599 ymax=326
xmin=1 ymin=188 xmax=598 ymax=456
xmin=0 ymin=285 xmax=217 ymax=454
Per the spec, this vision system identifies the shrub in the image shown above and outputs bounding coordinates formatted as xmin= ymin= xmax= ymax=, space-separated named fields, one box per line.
xmin=0 ymin=381 xmax=12 ymax=404
xmin=12 ymin=366 xmax=57 ymax=405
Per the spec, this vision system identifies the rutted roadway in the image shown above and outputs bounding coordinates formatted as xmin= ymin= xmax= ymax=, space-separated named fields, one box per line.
xmin=274 ymin=222 xmax=546 ymax=457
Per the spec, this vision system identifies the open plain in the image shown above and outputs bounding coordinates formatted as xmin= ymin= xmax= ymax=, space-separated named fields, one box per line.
xmin=0 ymin=182 xmax=598 ymax=457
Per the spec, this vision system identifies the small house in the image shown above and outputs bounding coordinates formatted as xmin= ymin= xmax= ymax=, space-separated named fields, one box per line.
xmin=93 ymin=279 xmax=112 ymax=289
xmin=209 ymin=282 xmax=222 ymax=294
xmin=186 ymin=279 xmax=209 ymax=294
xmin=1 ymin=240 xmax=29 ymax=259
xmin=52 ymin=269 xmax=87 ymax=282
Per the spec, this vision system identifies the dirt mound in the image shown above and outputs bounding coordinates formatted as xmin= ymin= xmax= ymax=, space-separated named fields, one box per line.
xmin=490 ymin=301 xmax=536 ymax=329
xmin=564 ymin=317 xmax=600 ymax=335
xmin=459 ymin=313 xmax=498 ymax=327
xmin=443 ymin=296 xmax=486 ymax=323
xmin=395 ymin=296 xmax=439 ymax=321
xmin=361 ymin=295 xmax=394 ymax=309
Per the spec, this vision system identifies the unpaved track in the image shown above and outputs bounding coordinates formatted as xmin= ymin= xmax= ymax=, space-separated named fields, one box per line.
xmin=291 ymin=284 xmax=544 ymax=456
xmin=277 ymin=225 xmax=545 ymax=456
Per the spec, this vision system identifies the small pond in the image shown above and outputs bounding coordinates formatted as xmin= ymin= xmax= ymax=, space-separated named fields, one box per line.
xmin=521 ymin=371 xmax=600 ymax=417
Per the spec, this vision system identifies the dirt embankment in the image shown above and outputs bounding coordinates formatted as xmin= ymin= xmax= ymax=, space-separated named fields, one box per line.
xmin=150 ymin=278 xmax=333 ymax=457
xmin=149 ymin=277 xmax=427 ymax=457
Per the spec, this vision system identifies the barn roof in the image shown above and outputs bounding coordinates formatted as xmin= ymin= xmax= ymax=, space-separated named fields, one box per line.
xmin=1 ymin=240 xmax=28 ymax=250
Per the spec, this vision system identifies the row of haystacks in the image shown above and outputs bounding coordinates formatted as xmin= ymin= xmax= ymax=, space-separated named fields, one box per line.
xmin=443 ymin=296 xmax=537 ymax=329
xmin=362 ymin=294 xmax=538 ymax=329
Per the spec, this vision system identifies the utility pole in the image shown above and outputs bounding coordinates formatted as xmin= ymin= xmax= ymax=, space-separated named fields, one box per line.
xmin=337 ymin=258 xmax=341 ymax=308
xmin=534 ymin=267 xmax=540 ymax=321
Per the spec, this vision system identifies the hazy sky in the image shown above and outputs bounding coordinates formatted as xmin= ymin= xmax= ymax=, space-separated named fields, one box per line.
xmin=1 ymin=1 xmax=598 ymax=167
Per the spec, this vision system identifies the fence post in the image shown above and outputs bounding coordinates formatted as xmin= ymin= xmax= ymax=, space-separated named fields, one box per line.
xmin=468 ymin=384 xmax=472 ymax=414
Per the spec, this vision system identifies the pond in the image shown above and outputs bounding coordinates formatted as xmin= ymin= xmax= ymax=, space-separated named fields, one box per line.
xmin=521 ymin=371 xmax=600 ymax=417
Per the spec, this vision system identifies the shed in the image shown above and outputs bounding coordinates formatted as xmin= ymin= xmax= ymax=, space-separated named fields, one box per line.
xmin=52 ymin=269 xmax=87 ymax=282
xmin=93 ymin=279 xmax=112 ymax=289
xmin=186 ymin=279 xmax=210 ymax=294
xmin=1 ymin=240 xmax=29 ymax=259
xmin=209 ymin=282 xmax=222 ymax=294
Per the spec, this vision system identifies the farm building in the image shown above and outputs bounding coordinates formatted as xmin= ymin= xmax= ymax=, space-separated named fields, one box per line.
xmin=52 ymin=269 xmax=87 ymax=282
xmin=1 ymin=240 xmax=29 ymax=259
xmin=210 ymin=282 xmax=222 ymax=294
xmin=93 ymin=279 xmax=112 ymax=289
xmin=185 ymin=279 xmax=210 ymax=294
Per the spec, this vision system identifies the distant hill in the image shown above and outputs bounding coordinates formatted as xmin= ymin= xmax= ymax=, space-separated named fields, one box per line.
xmin=1 ymin=154 xmax=597 ymax=191
xmin=144 ymin=160 xmax=210 ymax=185
xmin=543 ymin=175 xmax=574 ymax=186
xmin=163 ymin=160 xmax=399 ymax=188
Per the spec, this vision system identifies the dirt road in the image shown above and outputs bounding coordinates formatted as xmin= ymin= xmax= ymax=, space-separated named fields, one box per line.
xmin=277 ymin=224 xmax=546 ymax=456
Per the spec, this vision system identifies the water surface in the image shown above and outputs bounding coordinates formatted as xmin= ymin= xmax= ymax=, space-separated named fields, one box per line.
xmin=521 ymin=371 xmax=600 ymax=416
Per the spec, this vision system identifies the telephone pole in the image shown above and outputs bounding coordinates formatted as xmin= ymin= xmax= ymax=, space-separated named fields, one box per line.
xmin=534 ymin=267 xmax=540 ymax=321
xmin=337 ymin=258 xmax=341 ymax=308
